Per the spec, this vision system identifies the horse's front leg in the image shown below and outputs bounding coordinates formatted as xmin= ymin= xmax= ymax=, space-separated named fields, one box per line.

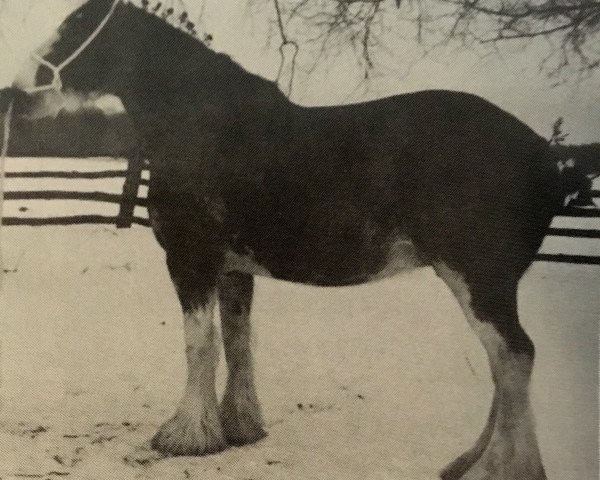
xmin=151 ymin=257 xmax=226 ymax=456
xmin=218 ymin=272 xmax=267 ymax=446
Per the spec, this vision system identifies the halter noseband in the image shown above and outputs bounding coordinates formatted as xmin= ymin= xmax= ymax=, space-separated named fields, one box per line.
xmin=25 ymin=0 xmax=121 ymax=94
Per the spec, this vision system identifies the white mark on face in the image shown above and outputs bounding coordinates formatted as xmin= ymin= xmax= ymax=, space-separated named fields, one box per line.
xmin=12 ymin=31 xmax=65 ymax=119
xmin=13 ymin=30 xmax=61 ymax=91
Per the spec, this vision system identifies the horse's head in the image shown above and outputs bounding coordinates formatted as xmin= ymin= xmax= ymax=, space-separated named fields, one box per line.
xmin=14 ymin=0 xmax=129 ymax=115
xmin=13 ymin=0 xmax=215 ymax=119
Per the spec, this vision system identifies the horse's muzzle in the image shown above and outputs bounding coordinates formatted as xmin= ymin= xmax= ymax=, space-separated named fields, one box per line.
xmin=9 ymin=87 xmax=62 ymax=119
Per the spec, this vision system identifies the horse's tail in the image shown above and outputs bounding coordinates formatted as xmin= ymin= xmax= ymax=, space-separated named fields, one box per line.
xmin=528 ymin=141 xmax=596 ymax=232
xmin=554 ymin=150 xmax=597 ymax=209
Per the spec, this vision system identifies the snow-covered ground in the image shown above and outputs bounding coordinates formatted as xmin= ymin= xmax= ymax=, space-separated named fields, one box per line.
xmin=0 ymin=158 xmax=598 ymax=480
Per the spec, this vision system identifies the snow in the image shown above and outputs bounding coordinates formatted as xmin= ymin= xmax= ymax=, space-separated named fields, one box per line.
xmin=540 ymin=236 xmax=600 ymax=257
xmin=4 ymin=157 xmax=128 ymax=172
xmin=0 ymin=159 xmax=598 ymax=479
xmin=3 ymin=157 xmax=148 ymax=220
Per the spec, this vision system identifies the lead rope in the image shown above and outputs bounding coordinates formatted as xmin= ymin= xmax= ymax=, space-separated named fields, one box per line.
xmin=0 ymin=97 xmax=14 ymax=291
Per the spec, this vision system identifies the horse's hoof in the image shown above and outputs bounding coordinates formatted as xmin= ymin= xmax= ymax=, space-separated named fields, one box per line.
xmin=124 ymin=441 xmax=167 ymax=467
xmin=450 ymin=454 xmax=547 ymax=480
xmin=440 ymin=457 xmax=473 ymax=480
xmin=151 ymin=410 xmax=227 ymax=456
xmin=220 ymin=395 xmax=267 ymax=446
xmin=222 ymin=417 xmax=267 ymax=447
xmin=440 ymin=446 xmax=490 ymax=480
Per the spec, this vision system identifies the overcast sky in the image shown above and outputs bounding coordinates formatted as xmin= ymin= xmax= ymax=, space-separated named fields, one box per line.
xmin=0 ymin=0 xmax=598 ymax=143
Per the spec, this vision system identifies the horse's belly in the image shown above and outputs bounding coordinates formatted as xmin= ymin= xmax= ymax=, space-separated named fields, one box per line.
xmin=366 ymin=237 xmax=426 ymax=281
xmin=222 ymin=235 xmax=426 ymax=286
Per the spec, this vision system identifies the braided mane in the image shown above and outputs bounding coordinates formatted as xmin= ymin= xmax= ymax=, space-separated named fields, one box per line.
xmin=123 ymin=0 xmax=213 ymax=45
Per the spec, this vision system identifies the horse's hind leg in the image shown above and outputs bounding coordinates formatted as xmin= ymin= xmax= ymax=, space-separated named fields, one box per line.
xmin=218 ymin=272 xmax=267 ymax=445
xmin=434 ymin=262 xmax=546 ymax=480
xmin=151 ymin=257 xmax=226 ymax=456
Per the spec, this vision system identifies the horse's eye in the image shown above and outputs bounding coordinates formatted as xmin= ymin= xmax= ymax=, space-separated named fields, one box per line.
xmin=75 ymin=12 xmax=84 ymax=20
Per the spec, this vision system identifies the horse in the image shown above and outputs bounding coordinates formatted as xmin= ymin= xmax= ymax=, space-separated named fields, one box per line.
xmin=13 ymin=1 xmax=567 ymax=478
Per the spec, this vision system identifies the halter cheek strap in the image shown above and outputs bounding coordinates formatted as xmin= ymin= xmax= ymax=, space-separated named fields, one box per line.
xmin=25 ymin=0 xmax=121 ymax=94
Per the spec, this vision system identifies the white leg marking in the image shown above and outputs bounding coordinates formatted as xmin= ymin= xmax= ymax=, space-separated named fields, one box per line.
xmin=152 ymin=294 xmax=226 ymax=456
xmin=434 ymin=262 xmax=546 ymax=480
xmin=219 ymin=275 xmax=266 ymax=445
xmin=458 ymin=327 xmax=545 ymax=480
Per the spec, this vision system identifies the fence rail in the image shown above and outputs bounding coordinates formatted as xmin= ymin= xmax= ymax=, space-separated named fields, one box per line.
xmin=3 ymin=215 xmax=150 ymax=227
xmin=5 ymin=190 xmax=147 ymax=205
xmin=546 ymin=227 xmax=600 ymax=239
xmin=557 ymin=208 xmax=600 ymax=218
xmin=5 ymin=169 xmax=131 ymax=179
xmin=535 ymin=253 xmax=600 ymax=265
xmin=2 ymin=157 xmax=599 ymax=265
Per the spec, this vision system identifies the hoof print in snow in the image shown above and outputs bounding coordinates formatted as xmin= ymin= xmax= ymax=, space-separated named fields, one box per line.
xmin=295 ymin=402 xmax=334 ymax=414
xmin=11 ymin=424 xmax=48 ymax=438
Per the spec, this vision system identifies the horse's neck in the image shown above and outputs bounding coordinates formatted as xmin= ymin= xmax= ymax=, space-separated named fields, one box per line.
xmin=110 ymin=12 xmax=283 ymax=148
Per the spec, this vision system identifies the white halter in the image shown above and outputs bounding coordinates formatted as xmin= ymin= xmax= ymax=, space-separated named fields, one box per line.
xmin=25 ymin=0 xmax=121 ymax=94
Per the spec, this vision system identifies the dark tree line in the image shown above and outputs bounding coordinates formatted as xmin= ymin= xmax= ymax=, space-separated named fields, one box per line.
xmin=7 ymin=108 xmax=138 ymax=158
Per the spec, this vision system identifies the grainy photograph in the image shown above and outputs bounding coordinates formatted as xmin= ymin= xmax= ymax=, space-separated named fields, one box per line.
xmin=0 ymin=1 xmax=598 ymax=479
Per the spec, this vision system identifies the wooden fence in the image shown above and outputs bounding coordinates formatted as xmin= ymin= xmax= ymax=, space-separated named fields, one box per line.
xmin=3 ymin=155 xmax=149 ymax=228
xmin=3 ymin=157 xmax=600 ymax=265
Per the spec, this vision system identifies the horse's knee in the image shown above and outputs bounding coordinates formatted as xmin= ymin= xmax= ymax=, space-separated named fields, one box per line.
xmin=218 ymin=272 xmax=254 ymax=358
xmin=219 ymin=272 xmax=253 ymax=316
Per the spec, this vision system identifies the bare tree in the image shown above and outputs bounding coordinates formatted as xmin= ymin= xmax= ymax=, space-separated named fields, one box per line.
xmin=258 ymin=0 xmax=599 ymax=82
xmin=442 ymin=0 xmax=600 ymax=78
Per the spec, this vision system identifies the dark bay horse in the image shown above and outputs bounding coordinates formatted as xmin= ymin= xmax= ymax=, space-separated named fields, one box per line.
xmin=14 ymin=1 xmax=567 ymax=478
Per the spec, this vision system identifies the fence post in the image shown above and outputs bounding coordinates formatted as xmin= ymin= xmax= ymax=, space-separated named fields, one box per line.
xmin=117 ymin=150 xmax=144 ymax=228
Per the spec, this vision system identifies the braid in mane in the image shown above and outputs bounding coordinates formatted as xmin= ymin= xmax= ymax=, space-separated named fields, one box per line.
xmin=126 ymin=0 xmax=201 ymax=38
